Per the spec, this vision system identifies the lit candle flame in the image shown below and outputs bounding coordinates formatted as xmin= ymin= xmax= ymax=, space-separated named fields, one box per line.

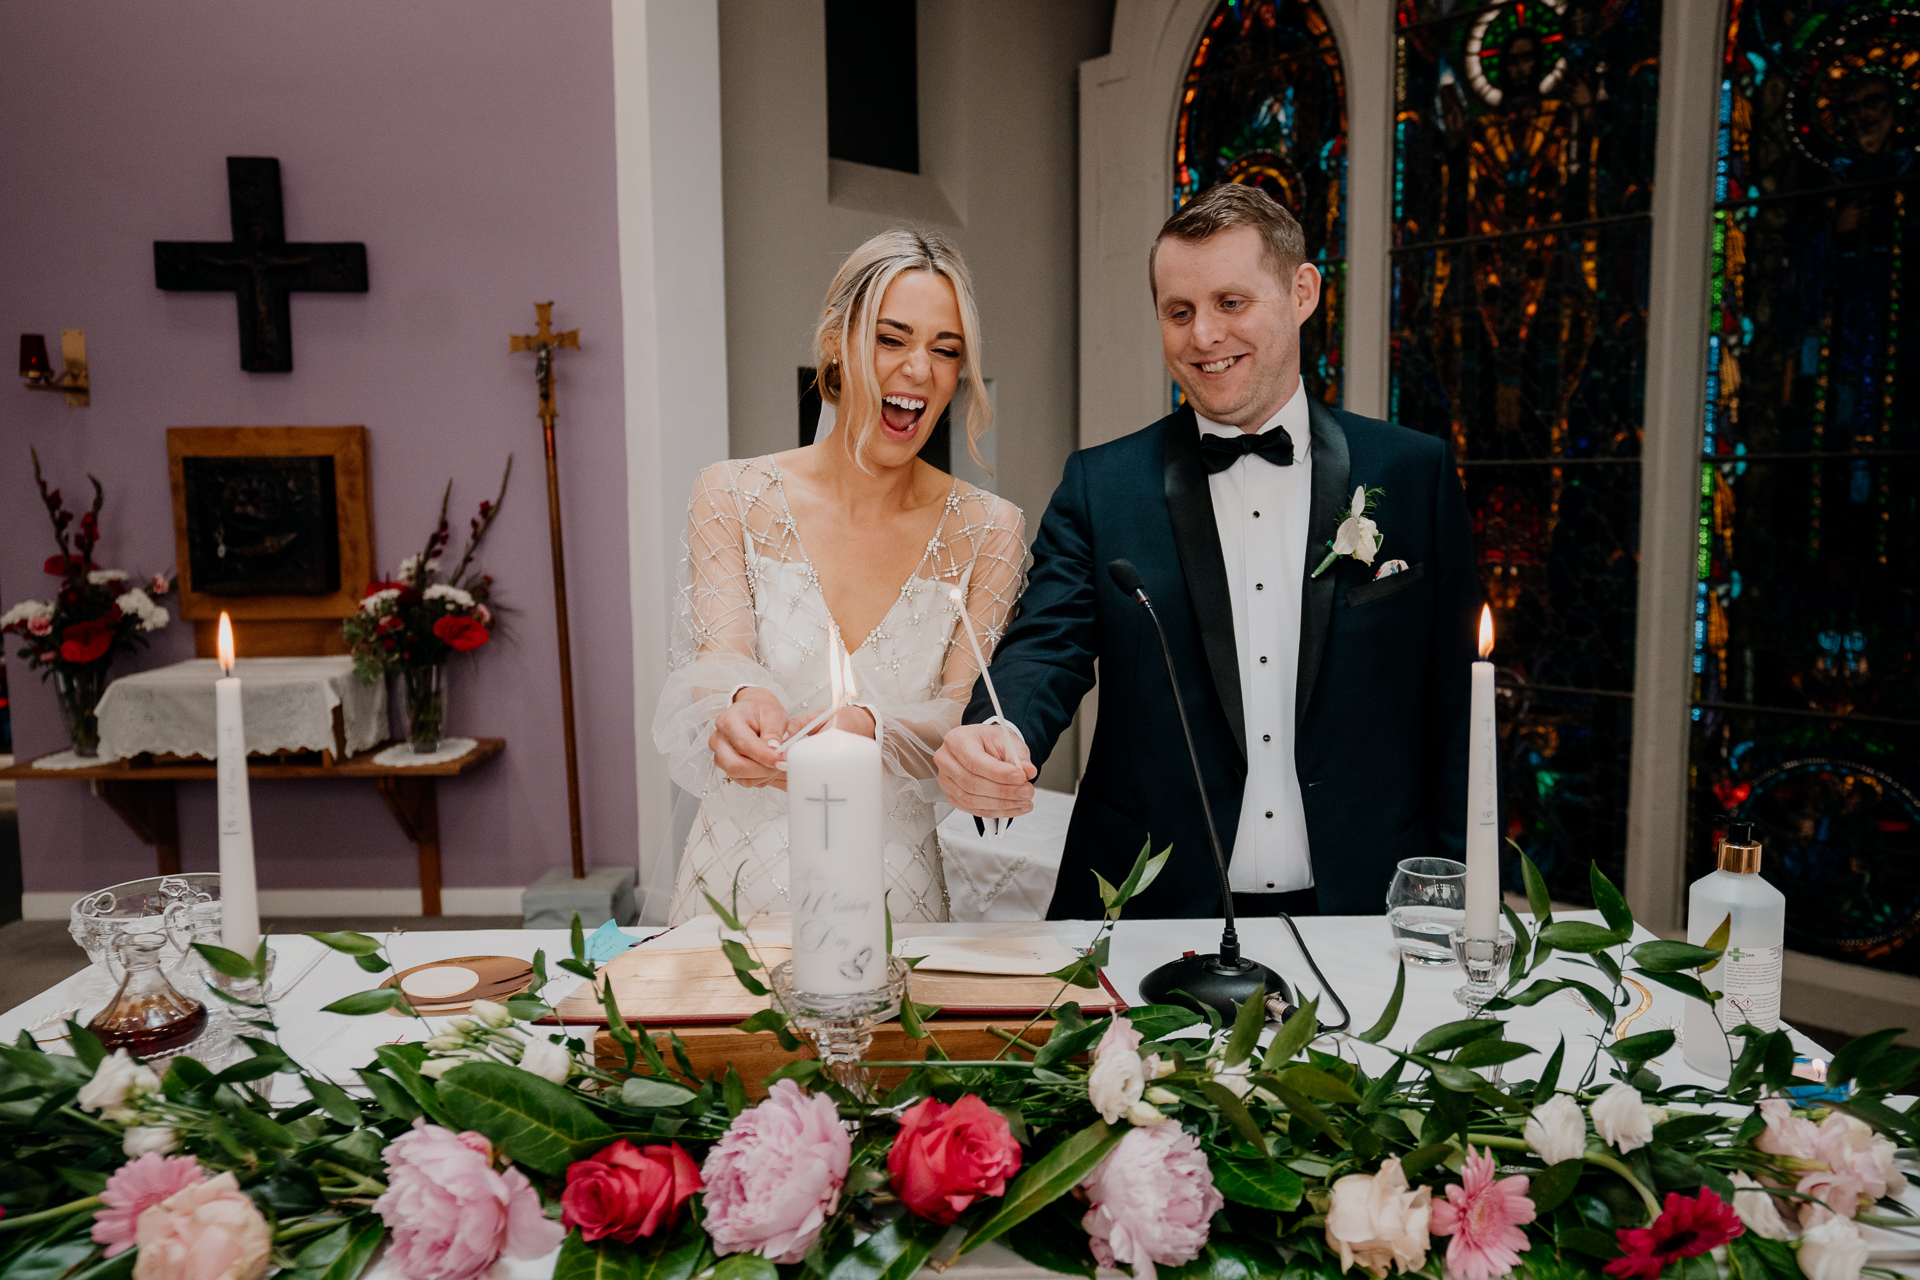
xmin=1478 ymin=604 xmax=1494 ymax=660
xmin=217 ymin=611 xmax=236 ymax=675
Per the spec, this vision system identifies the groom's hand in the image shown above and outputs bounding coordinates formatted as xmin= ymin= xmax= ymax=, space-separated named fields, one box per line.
xmin=936 ymin=723 xmax=1038 ymax=818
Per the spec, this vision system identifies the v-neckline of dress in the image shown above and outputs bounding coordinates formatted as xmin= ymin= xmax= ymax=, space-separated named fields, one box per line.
xmin=770 ymin=465 xmax=958 ymax=654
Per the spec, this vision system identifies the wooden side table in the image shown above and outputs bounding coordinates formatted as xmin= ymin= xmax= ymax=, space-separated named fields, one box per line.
xmin=0 ymin=739 xmax=505 ymax=916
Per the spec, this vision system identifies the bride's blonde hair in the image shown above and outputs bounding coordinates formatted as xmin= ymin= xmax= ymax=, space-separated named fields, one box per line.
xmin=812 ymin=228 xmax=992 ymax=471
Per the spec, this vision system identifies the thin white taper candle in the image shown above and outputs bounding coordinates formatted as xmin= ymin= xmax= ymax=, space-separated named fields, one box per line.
xmin=214 ymin=613 xmax=261 ymax=957
xmin=1464 ymin=606 xmax=1500 ymax=951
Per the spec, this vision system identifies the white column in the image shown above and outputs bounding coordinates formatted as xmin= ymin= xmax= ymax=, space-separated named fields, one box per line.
xmin=1626 ymin=0 xmax=1726 ymax=936
xmin=613 ymin=0 xmax=731 ymax=917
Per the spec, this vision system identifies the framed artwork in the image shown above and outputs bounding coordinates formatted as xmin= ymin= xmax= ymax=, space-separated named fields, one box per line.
xmin=167 ymin=426 xmax=373 ymax=656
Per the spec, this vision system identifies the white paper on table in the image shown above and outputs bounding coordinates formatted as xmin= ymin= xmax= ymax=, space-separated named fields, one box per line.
xmin=643 ymin=913 xmax=794 ymax=951
xmin=895 ymin=934 xmax=1080 ymax=975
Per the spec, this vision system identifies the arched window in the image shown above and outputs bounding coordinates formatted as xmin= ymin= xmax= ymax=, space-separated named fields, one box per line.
xmin=1174 ymin=0 xmax=1348 ymax=404
xmin=1693 ymin=0 xmax=1920 ymax=971
xmin=1389 ymin=0 xmax=1663 ymax=905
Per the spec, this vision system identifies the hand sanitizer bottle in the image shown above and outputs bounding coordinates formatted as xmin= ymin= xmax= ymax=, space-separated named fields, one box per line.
xmin=1683 ymin=822 xmax=1786 ymax=1079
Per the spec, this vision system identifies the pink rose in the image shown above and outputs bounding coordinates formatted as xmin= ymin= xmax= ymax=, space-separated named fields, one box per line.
xmin=28 ymin=616 xmax=52 ymax=636
xmin=372 ymin=1120 xmax=564 ymax=1280
xmin=702 ymin=1079 xmax=851 ymax=1262
xmin=93 ymin=1153 xmax=207 ymax=1257
xmin=1080 ymin=1123 xmax=1224 ymax=1276
xmin=131 ymin=1171 xmax=271 ymax=1280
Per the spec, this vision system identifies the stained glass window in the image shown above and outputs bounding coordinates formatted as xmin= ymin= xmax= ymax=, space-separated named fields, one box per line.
xmin=1692 ymin=0 xmax=1920 ymax=971
xmin=1390 ymin=0 xmax=1663 ymax=905
xmin=1175 ymin=0 xmax=1348 ymax=404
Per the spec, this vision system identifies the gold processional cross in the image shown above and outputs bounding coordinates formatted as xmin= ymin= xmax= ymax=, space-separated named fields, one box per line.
xmin=511 ymin=303 xmax=586 ymax=880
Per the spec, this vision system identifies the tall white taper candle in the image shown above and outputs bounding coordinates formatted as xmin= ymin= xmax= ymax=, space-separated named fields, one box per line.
xmin=1464 ymin=605 xmax=1499 ymax=949
xmin=214 ymin=613 xmax=261 ymax=957
xmin=786 ymin=654 xmax=887 ymax=995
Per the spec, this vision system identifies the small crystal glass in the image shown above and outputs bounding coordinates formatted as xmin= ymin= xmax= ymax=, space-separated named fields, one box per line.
xmin=1450 ymin=926 xmax=1517 ymax=1016
xmin=1386 ymin=857 xmax=1467 ymax=966
xmin=768 ymin=957 xmax=909 ymax=1099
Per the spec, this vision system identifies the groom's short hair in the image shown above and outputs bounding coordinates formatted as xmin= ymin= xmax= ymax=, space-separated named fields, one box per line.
xmin=1150 ymin=183 xmax=1306 ymax=299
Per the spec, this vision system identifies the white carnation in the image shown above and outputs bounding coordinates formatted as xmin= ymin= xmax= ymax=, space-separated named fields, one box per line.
xmin=87 ymin=568 xmax=130 ymax=584
xmin=360 ymin=588 xmax=400 ymax=612
xmin=397 ymin=554 xmax=420 ymax=580
xmin=0 ymin=599 xmax=53 ymax=628
xmin=425 ymin=583 xmax=474 ymax=607
xmin=113 ymin=588 xmax=170 ymax=632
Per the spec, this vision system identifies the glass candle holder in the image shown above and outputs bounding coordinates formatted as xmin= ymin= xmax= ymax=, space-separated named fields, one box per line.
xmin=768 ymin=956 xmax=909 ymax=1099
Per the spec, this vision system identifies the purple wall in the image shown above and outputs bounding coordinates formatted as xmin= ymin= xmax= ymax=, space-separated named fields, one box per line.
xmin=0 ymin=2 xmax=636 ymax=899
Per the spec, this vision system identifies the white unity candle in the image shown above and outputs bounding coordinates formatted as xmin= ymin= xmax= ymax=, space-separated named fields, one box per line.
xmin=1464 ymin=605 xmax=1500 ymax=948
xmin=214 ymin=614 xmax=261 ymax=957
xmin=785 ymin=723 xmax=887 ymax=996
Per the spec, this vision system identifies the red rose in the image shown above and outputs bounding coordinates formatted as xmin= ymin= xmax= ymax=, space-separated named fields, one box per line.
xmin=376 ymin=614 xmax=403 ymax=633
xmin=59 ymin=619 xmax=114 ymax=664
xmin=561 ymin=1140 xmax=702 ymax=1243
xmin=433 ymin=615 xmax=489 ymax=651
xmin=887 ymin=1095 xmax=1023 ymax=1224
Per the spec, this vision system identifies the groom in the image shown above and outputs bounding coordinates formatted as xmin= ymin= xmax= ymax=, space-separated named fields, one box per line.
xmin=935 ymin=183 xmax=1480 ymax=919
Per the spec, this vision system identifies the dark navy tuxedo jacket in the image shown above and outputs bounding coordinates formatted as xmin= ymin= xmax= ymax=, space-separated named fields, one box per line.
xmin=966 ymin=399 xmax=1481 ymax=918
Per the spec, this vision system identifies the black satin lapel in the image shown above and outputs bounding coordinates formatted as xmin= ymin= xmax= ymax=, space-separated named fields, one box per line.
xmin=1297 ymin=398 xmax=1351 ymax=726
xmin=1162 ymin=408 xmax=1247 ymax=761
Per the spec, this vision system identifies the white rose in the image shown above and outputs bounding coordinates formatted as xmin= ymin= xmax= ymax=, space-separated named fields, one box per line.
xmin=1730 ymin=1172 xmax=1795 ymax=1241
xmin=1798 ymin=1217 xmax=1870 ymax=1280
xmin=77 ymin=1050 xmax=160 ymax=1121
xmin=519 ymin=1036 xmax=572 ymax=1084
xmin=1088 ymin=1043 xmax=1145 ymax=1124
xmin=122 ymin=1126 xmax=179 ymax=1158
xmin=469 ymin=999 xmax=513 ymax=1029
xmin=1524 ymin=1093 xmax=1588 ymax=1165
xmin=1591 ymin=1082 xmax=1655 ymax=1154
xmin=425 ymin=583 xmax=474 ymax=607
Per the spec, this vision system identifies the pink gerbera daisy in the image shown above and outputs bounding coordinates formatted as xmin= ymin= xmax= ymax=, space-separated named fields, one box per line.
xmin=92 ymin=1153 xmax=207 ymax=1257
xmin=1430 ymin=1146 xmax=1538 ymax=1280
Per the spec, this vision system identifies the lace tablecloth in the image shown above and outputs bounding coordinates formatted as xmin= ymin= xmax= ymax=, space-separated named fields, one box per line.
xmin=937 ymin=787 xmax=1074 ymax=921
xmin=96 ymin=657 xmax=388 ymax=760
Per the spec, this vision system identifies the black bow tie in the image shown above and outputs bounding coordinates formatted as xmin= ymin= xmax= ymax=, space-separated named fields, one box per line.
xmin=1198 ymin=427 xmax=1296 ymax=474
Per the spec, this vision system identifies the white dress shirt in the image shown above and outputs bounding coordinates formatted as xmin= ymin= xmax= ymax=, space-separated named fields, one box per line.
xmin=1196 ymin=382 xmax=1314 ymax=893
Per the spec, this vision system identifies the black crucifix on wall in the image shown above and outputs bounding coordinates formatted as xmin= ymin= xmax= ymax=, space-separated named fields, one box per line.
xmin=155 ymin=157 xmax=368 ymax=372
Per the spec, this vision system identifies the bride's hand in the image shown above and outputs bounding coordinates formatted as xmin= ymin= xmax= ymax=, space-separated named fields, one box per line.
xmin=711 ymin=688 xmax=789 ymax=789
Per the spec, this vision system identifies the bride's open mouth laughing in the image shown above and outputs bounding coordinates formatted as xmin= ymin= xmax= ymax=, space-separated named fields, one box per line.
xmin=880 ymin=393 xmax=927 ymax=442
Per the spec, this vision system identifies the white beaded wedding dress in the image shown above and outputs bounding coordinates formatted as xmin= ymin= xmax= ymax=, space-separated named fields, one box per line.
xmin=652 ymin=457 xmax=1026 ymax=926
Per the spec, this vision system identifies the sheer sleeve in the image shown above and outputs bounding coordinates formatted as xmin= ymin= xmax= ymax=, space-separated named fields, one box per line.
xmin=651 ymin=461 xmax=795 ymax=793
xmin=864 ymin=487 xmax=1027 ymax=793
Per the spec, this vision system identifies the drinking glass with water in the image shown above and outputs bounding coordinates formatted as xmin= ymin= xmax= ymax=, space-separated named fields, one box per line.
xmin=1386 ymin=857 xmax=1467 ymax=966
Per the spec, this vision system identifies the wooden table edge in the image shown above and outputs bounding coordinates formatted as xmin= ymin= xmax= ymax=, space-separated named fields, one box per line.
xmin=0 ymin=737 xmax=505 ymax=781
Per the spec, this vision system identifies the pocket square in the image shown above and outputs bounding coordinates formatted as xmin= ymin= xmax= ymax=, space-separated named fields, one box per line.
xmin=1374 ymin=559 xmax=1410 ymax=579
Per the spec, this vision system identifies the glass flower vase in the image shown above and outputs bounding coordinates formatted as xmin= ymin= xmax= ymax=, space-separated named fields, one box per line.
xmin=54 ymin=664 xmax=112 ymax=757
xmin=403 ymin=663 xmax=448 ymax=753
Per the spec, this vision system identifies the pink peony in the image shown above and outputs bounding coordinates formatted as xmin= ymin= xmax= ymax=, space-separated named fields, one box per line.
xmin=1080 ymin=1123 xmax=1223 ymax=1279
xmin=372 ymin=1120 xmax=564 ymax=1280
xmin=131 ymin=1171 xmax=271 ymax=1280
xmin=93 ymin=1153 xmax=207 ymax=1257
xmin=702 ymin=1079 xmax=851 ymax=1262
xmin=1429 ymin=1146 xmax=1536 ymax=1280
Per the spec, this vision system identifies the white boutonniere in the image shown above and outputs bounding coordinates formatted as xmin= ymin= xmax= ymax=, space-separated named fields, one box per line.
xmin=1312 ymin=486 xmax=1385 ymax=578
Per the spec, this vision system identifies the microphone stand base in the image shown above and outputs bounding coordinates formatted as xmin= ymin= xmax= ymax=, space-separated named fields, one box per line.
xmin=1139 ymin=953 xmax=1293 ymax=1023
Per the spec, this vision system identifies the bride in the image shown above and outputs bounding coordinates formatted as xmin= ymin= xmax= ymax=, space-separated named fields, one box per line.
xmin=653 ymin=229 xmax=1029 ymax=926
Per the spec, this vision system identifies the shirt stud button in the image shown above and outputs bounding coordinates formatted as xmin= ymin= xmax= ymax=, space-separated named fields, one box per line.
xmin=1263 ymin=734 xmax=1271 ymax=742
xmin=1259 ymin=655 xmax=1268 ymax=664
xmin=1265 ymin=811 xmax=1274 ymax=819
xmin=1266 ymin=882 xmax=1275 ymax=888
xmin=1256 ymin=583 xmax=1264 ymax=590
xmin=1253 ymin=511 xmax=1261 ymax=517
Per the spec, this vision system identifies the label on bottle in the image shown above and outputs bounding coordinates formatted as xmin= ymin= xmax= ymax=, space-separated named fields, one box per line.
xmin=1716 ymin=944 xmax=1784 ymax=1032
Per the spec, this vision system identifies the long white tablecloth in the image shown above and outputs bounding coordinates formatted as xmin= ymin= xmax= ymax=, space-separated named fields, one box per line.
xmin=0 ymin=913 xmax=1854 ymax=1278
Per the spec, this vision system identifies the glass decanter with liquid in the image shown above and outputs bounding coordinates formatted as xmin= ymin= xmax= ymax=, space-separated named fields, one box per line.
xmin=86 ymin=934 xmax=209 ymax=1056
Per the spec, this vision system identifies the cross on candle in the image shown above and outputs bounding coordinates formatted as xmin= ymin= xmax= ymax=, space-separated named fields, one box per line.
xmin=805 ymin=784 xmax=848 ymax=847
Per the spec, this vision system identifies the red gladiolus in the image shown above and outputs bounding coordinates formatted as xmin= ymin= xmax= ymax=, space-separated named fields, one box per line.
xmin=887 ymin=1095 xmax=1023 ymax=1224
xmin=561 ymin=1140 xmax=702 ymax=1243
xmin=59 ymin=619 xmax=114 ymax=664
xmin=44 ymin=553 xmax=84 ymax=576
xmin=433 ymin=615 xmax=489 ymax=651
xmin=1605 ymin=1189 xmax=1745 ymax=1280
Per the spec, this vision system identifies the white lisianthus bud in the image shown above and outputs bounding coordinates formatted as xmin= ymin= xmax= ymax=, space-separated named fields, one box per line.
xmin=1144 ymin=1086 xmax=1179 ymax=1105
xmin=425 ymin=1032 xmax=467 ymax=1052
xmin=469 ymin=999 xmax=513 ymax=1029
xmin=1524 ymin=1093 xmax=1588 ymax=1165
xmin=122 ymin=1126 xmax=179 ymax=1158
xmin=1591 ymin=1082 xmax=1655 ymax=1154
xmin=1125 ymin=1099 xmax=1170 ymax=1127
xmin=1798 ymin=1217 xmax=1869 ymax=1280
xmin=78 ymin=1050 xmax=161 ymax=1121
xmin=1151 ymin=1057 xmax=1177 ymax=1079
xmin=419 ymin=1056 xmax=464 ymax=1080
xmin=518 ymin=1036 xmax=572 ymax=1084
xmin=1729 ymin=1172 xmax=1795 ymax=1241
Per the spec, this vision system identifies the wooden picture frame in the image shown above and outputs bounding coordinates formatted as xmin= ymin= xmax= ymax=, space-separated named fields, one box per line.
xmin=167 ymin=426 xmax=374 ymax=657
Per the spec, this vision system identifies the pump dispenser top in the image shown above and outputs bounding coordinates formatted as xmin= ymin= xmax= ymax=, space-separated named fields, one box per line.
xmin=1719 ymin=820 xmax=1762 ymax=874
